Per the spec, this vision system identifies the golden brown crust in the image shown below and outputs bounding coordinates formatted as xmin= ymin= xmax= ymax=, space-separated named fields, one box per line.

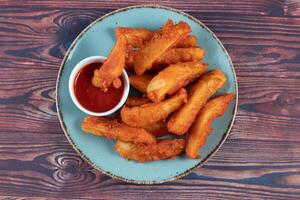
xmin=125 ymin=50 xmax=137 ymax=69
xmin=133 ymin=21 xmax=191 ymax=75
xmin=91 ymin=35 xmax=127 ymax=91
xmin=116 ymin=26 xmax=197 ymax=49
xmin=186 ymin=93 xmax=235 ymax=159
xmin=115 ymin=139 xmax=186 ymax=162
xmin=161 ymin=19 xmax=174 ymax=32
xmin=142 ymin=121 xmax=169 ymax=137
xmin=126 ymin=47 xmax=205 ymax=70
xmin=121 ymin=88 xmax=188 ymax=127
xmin=129 ymin=74 xmax=154 ymax=94
xmin=116 ymin=27 xmax=153 ymax=48
xmin=176 ymin=35 xmax=197 ymax=48
xmin=125 ymin=96 xmax=150 ymax=107
xmin=147 ymin=62 xmax=208 ymax=102
xmin=167 ymin=70 xmax=227 ymax=135
xmin=153 ymin=47 xmax=205 ymax=68
xmin=81 ymin=116 xmax=156 ymax=144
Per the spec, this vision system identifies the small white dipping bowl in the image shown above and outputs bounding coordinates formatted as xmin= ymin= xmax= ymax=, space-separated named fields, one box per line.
xmin=68 ymin=56 xmax=130 ymax=116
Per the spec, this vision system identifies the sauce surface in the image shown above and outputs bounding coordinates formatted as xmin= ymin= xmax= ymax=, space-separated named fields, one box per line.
xmin=74 ymin=62 xmax=124 ymax=112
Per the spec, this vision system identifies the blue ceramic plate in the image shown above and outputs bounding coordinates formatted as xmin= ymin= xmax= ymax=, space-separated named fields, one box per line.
xmin=56 ymin=5 xmax=238 ymax=184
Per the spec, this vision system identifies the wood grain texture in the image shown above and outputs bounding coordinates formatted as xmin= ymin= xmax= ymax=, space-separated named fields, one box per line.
xmin=0 ymin=0 xmax=300 ymax=199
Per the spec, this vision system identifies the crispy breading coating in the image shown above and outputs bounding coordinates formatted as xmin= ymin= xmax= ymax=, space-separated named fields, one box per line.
xmin=125 ymin=96 xmax=150 ymax=107
xmin=147 ymin=62 xmax=208 ymax=102
xmin=176 ymin=35 xmax=197 ymax=47
xmin=126 ymin=50 xmax=137 ymax=69
xmin=133 ymin=21 xmax=191 ymax=75
xmin=143 ymin=121 xmax=169 ymax=137
xmin=167 ymin=70 xmax=227 ymax=135
xmin=129 ymin=74 xmax=154 ymax=94
xmin=122 ymin=97 xmax=170 ymax=136
xmin=121 ymin=88 xmax=187 ymax=127
xmin=154 ymin=47 xmax=204 ymax=67
xmin=115 ymin=139 xmax=186 ymax=162
xmin=117 ymin=28 xmax=196 ymax=49
xmin=81 ymin=116 xmax=155 ymax=144
xmin=127 ymin=47 xmax=205 ymax=70
xmin=116 ymin=27 xmax=153 ymax=48
xmin=186 ymin=93 xmax=234 ymax=159
xmin=91 ymin=35 xmax=127 ymax=91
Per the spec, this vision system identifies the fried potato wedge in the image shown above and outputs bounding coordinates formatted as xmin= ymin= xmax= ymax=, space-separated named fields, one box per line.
xmin=147 ymin=62 xmax=208 ymax=102
xmin=167 ymin=70 xmax=227 ymax=135
xmin=116 ymin=27 xmax=153 ymax=48
xmin=143 ymin=121 xmax=169 ymax=137
xmin=126 ymin=50 xmax=137 ymax=69
xmin=129 ymin=74 xmax=154 ymax=93
xmin=127 ymin=47 xmax=205 ymax=70
xmin=120 ymin=96 xmax=170 ymax=136
xmin=176 ymin=35 xmax=197 ymax=47
xmin=159 ymin=19 xmax=174 ymax=32
xmin=115 ymin=139 xmax=186 ymax=162
xmin=162 ymin=20 xmax=196 ymax=48
xmin=92 ymin=35 xmax=127 ymax=91
xmin=186 ymin=93 xmax=234 ymax=159
xmin=121 ymin=88 xmax=187 ymax=127
xmin=117 ymin=21 xmax=195 ymax=49
xmin=133 ymin=21 xmax=191 ymax=75
xmin=153 ymin=47 xmax=205 ymax=68
xmin=81 ymin=116 xmax=155 ymax=144
xmin=125 ymin=96 xmax=150 ymax=107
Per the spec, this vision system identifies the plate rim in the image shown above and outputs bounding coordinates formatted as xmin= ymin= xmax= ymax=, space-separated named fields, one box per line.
xmin=55 ymin=4 xmax=239 ymax=184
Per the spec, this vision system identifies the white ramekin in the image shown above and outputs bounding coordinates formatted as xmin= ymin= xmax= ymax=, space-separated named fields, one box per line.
xmin=68 ymin=56 xmax=130 ymax=116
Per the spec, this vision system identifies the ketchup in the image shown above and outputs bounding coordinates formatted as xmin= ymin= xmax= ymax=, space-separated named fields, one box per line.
xmin=74 ymin=62 xmax=124 ymax=112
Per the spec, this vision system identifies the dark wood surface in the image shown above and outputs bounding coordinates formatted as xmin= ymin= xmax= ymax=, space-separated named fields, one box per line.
xmin=1 ymin=0 xmax=300 ymax=199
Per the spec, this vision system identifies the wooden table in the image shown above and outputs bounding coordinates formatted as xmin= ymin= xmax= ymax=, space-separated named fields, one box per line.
xmin=1 ymin=1 xmax=300 ymax=199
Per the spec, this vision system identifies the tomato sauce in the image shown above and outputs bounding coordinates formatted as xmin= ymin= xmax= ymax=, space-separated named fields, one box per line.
xmin=74 ymin=62 xmax=124 ymax=112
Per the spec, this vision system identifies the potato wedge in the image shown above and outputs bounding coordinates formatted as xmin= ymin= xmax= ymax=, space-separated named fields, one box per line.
xmin=147 ymin=62 xmax=208 ymax=102
xmin=116 ymin=27 xmax=153 ymax=48
xmin=117 ymin=27 xmax=196 ymax=49
xmin=81 ymin=116 xmax=155 ymax=144
xmin=133 ymin=21 xmax=191 ymax=75
xmin=143 ymin=121 xmax=169 ymax=137
xmin=167 ymin=70 xmax=227 ymax=135
xmin=127 ymin=47 xmax=205 ymax=70
xmin=92 ymin=35 xmax=127 ymax=91
xmin=176 ymin=35 xmax=197 ymax=47
xmin=186 ymin=93 xmax=234 ymax=159
xmin=115 ymin=139 xmax=186 ymax=162
xmin=121 ymin=88 xmax=187 ymax=127
xmin=129 ymin=74 xmax=154 ymax=93
xmin=125 ymin=96 xmax=150 ymax=107
xmin=153 ymin=47 xmax=205 ymax=68
xmin=124 ymin=96 xmax=169 ymax=137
